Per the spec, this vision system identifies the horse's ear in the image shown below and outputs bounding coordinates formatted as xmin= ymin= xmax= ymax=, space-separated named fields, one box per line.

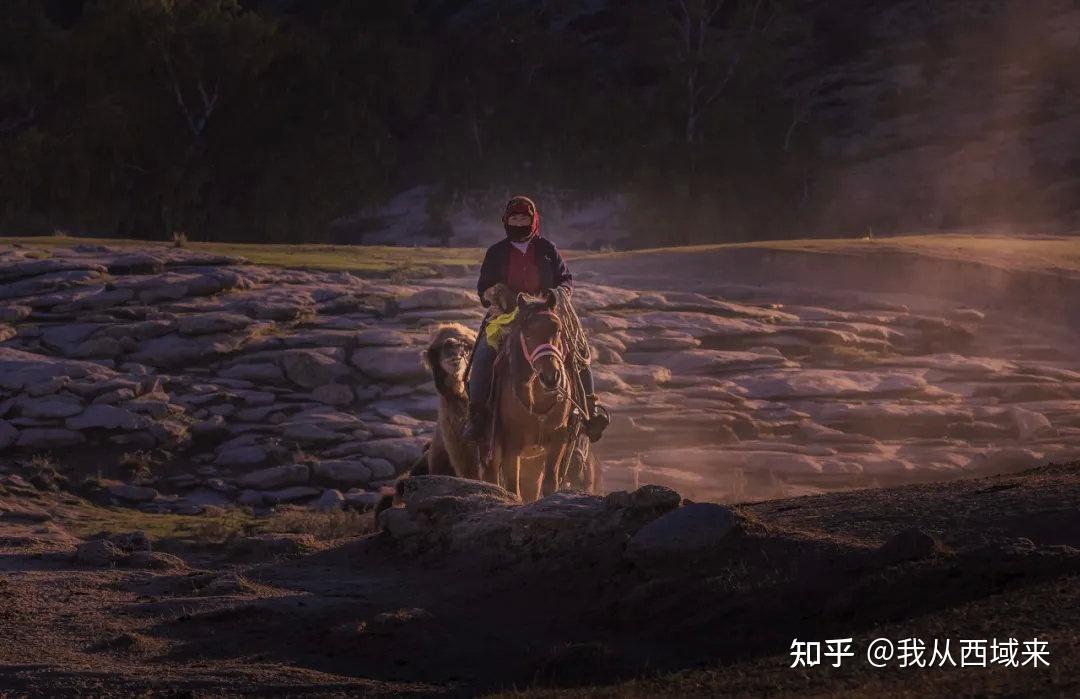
xmin=516 ymin=292 xmax=529 ymax=314
xmin=545 ymin=288 xmax=558 ymax=310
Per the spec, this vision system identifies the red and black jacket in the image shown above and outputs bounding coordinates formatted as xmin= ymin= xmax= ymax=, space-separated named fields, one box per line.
xmin=476 ymin=236 xmax=573 ymax=307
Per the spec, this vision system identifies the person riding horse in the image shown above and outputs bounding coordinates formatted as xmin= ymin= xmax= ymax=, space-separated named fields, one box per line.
xmin=462 ymin=195 xmax=608 ymax=444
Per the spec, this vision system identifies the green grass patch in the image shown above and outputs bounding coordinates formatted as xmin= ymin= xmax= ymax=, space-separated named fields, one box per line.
xmin=0 ymin=235 xmax=490 ymax=276
xmin=67 ymin=504 xmax=256 ymax=544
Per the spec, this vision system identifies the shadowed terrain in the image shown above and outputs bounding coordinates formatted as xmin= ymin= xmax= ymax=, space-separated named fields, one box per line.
xmin=1 ymin=463 xmax=1078 ymax=696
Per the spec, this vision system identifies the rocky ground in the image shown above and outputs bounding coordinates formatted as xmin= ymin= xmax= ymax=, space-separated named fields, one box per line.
xmin=2 ymin=240 xmax=1080 ymax=510
xmin=2 ymin=238 xmax=1080 ymax=695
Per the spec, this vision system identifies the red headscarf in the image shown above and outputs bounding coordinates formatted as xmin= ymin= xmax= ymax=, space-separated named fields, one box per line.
xmin=502 ymin=195 xmax=540 ymax=241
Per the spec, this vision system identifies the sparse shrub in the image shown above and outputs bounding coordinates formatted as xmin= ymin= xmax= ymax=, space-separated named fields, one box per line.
xmin=29 ymin=453 xmax=55 ymax=469
xmin=79 ymin=474 xmax=105 ymax=495
xmin=172 ymin=231 xmax=188 ymax=248
xmin=263 ymin=508 xmax=374 ymax=541
xmin=24 ymin=453 xmax=67 ymax=491
xmin=191 ymin=509 xmax=251 ymax=544
xmin=119 ymin=450 xmax=155 ymax=480
xmin=388 ymin=261 xmax=414 ymax=285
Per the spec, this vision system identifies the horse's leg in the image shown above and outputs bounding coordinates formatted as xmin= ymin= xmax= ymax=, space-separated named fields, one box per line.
xmin=515 ymin=452 xmax=544 ymax=503
xmin=485 ymin=432 xmax=503 ymax=487
xmin=587 ymin=448 xmax=602 ymax=494
xmin=501 ymin=449 xmax=521 ymax=500
xmin=539 ymin=441 xmax=569 ymax=498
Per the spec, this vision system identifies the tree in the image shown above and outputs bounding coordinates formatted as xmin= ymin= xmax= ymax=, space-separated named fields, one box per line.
xmin=666 ymin=0 xmax=782 ymax=152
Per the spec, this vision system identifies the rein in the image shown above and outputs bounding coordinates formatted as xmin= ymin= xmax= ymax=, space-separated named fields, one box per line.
xmin=511 ymin=310 xmax=565 ymax=416
xmin=512 ymin=309 xmax=588 ymax=418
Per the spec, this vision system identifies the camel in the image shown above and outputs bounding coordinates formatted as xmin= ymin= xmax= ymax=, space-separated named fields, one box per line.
xmin=411 ymin=322 xmax=481 ymax=479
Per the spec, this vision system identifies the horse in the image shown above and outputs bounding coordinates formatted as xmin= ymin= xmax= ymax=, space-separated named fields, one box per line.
xmin=484 ymin=289 xmax=578 ymax=502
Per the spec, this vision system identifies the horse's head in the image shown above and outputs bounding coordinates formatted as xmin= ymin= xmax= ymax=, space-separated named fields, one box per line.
xmin=516 ymin=289 xmax=563 ymax=392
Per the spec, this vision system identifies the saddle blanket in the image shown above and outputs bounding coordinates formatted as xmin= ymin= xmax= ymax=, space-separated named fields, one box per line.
xmin=485 ymin=308 xmax=519 ymax=350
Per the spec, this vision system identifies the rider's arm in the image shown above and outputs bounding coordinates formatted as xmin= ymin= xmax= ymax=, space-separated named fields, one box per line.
xmin=549 ymin=241 xmax=573 ymax=296
xmin=476 ymin=244 xmax=501 ymax=307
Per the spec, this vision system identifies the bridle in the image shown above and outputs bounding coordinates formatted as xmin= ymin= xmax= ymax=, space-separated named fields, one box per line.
xmin=516 ymin=315 xmax=565 ymax=373
xmin=517 ymin=309 xmax=565 ymax=377
xmin=513 ymin=308 xmax=574 ymax=421
xmin=515 ymin=307 xmax=586 ymax=415
xmin=503 ymin=305 xmax=589 ymax=454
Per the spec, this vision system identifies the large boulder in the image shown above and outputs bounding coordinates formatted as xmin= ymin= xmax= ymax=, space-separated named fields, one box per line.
xmin=396 ymin=475 xmax=517 ymax=507
xmin=380 ymin=478 xmax=685 ymax=564
xmin=262 ymin=486 xmax=321 ymax=504
xmin=282 ymin=422 xmax=346 ymax=444
xmin=0 ymin=305 xmax=31 ymax=323
xmin=16 ymin=428 xmax=85 ymax=449
xmin=625 ymin=503 xmax=749 ymax=568
xmin=877 ymin=527 xmax=945 ymax=564
xmin=218 ymin=362 xmax=286 ymax=384
xmin=398 ymin=288 xmax=475 ymax=310
xmin=358 ymin=437 xmax=426 ymax=469
xmin=66 ymin=405 xmax=147 ymax=431
xmin=312 ymin=383 xmax=354 ymax=406
xmin=19 ymin=396 xmax=85 ymax=419
xmin=311 ymin=489 xmax=346 ymax=512
xmin=280 ymin=349 xmax=350 ymax=389
xmin=1010 ymin=407 xmax=1054 ymax=441
xmin=71 ymin=336 xmax=124 ymax=359
xmin=75 ymin=539 xmax=126 ymax=567
xmin=0 ymin=420 xmax=17 ymax=449
xmin=354 ymin=328 xmax=414 ymax=347
xmin=0 ymin=348 xmax=114 ymax=392
xmin=235 ymin=464 xmax=310 ymax=490
xmin=350 ymin=346 xmax=427 ymax=383
xmin=107 ymin=483 xmax=159 ymax=503
xmin=311 ymin=459 xmax=373 ymax=488
xmin=128 ymin=333 xmax=249 ymax=368
xmin=178 ymin=312 xmax=253 ymax=336
xmin=215 ymin=445 xmax=269 ymax=468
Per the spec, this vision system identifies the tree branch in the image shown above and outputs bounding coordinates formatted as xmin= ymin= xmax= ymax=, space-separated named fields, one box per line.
xmin=700 ymin=0 xmax=767 ymax=110
xmin=162 ymin=50 xmax=199 ymax=138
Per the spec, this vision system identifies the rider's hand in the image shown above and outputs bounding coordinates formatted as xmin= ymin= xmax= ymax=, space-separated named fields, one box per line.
xmin=483 ymin=283 xmax=514 ymax=314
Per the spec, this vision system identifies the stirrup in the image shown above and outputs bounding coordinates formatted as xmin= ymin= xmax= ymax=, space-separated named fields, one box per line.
xmin=462 ymin=406 xmax=488 ymax=443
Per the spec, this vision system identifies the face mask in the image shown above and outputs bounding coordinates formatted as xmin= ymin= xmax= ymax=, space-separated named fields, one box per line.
xmin=505 ymin=225 xmax=534 ymax=242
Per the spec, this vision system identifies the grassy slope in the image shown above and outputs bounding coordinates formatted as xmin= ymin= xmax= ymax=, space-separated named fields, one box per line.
xmin=4 ymin=233 xmax=1080 ymax=277
xmin=585 ymin=234 xmax=1080 ymax=277
xmin=0 ymin=235 xmax=487 ymax=275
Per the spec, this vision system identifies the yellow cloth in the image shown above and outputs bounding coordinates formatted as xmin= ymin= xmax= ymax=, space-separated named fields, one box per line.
xmin=485 ymin=308 xmax=518 ymax=350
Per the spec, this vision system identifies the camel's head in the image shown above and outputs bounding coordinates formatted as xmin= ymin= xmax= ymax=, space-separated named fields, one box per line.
xmin=424 ymin=323 xmax=475 ymax=397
